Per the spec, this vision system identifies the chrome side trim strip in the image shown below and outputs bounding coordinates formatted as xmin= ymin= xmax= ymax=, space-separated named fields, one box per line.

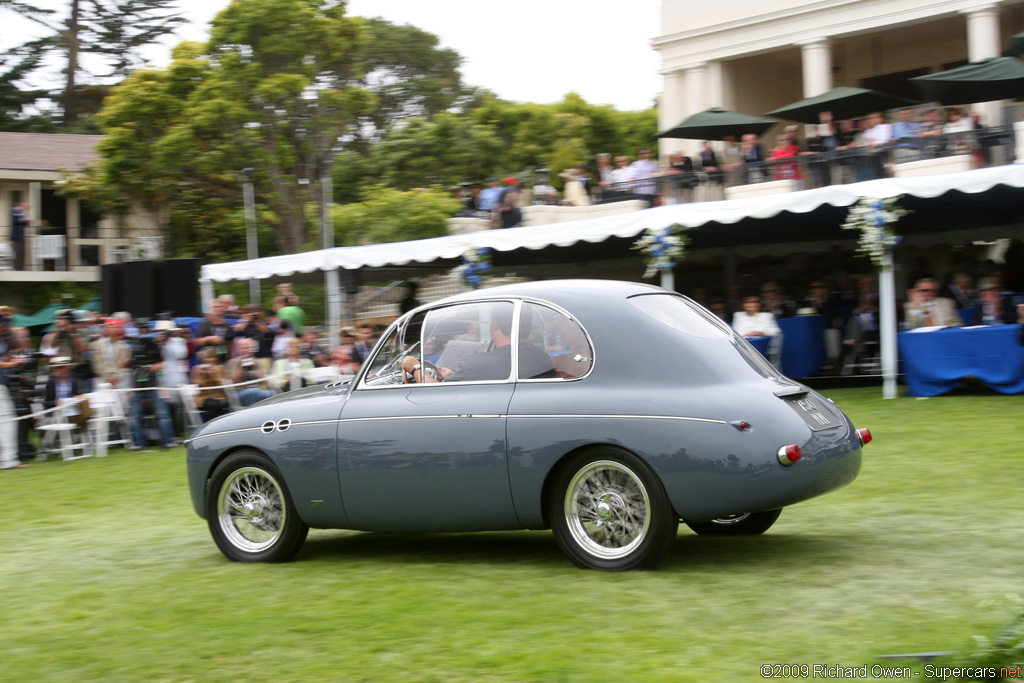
xmin=508 ymin=414 xmax=726 ymax=424
xmin=190 ymin=427 xmax=263 ymax=442
xmin=190 ymin=412 xmax=720 ymax=442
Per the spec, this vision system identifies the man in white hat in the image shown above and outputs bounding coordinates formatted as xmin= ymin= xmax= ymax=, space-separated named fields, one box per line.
xmin=43 ymin=357 xmax=91 ymax=430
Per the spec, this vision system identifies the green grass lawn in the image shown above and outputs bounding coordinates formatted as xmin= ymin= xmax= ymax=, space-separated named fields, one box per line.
xmin=2 ymin=387 xmax=1022 ymax=682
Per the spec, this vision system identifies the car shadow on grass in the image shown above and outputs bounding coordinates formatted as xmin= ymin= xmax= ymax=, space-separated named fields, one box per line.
xmin=294 ymin=529 xmax=863 ymax=570
xmin=298 ymin=530 xmax=567 ymax=567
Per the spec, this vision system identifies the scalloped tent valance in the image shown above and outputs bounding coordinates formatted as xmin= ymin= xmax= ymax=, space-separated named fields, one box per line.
xmin=200 ymin=164 xmax=1024 ymax=283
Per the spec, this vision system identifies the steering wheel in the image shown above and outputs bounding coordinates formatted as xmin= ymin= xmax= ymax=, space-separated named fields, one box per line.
xmin=404 ymin=358 xmax=441 ymax=384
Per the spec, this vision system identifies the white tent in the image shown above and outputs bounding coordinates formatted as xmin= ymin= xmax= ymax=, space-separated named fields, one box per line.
xmin=200 ymin=164 xmax=1024 ymax=397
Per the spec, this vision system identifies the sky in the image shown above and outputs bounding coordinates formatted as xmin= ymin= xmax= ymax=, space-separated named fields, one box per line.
xmin=3 ymin=0 xmax=664 ymax=112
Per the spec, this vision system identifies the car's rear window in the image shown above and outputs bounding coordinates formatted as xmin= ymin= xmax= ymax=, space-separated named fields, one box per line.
xmin=627 ymin=294 xmax=733 ymax=338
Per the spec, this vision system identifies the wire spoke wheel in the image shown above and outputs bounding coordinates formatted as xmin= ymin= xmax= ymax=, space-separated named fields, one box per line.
xmin=565 ymin=460 xmax=651 ymax=559
xmin=684 ymin=509 xmax=782 ymax=536
xmin=551 ymin=449 xmax=676 ymax=570
xmin=206 ymin=451 xmax=308 ymax=562
xmin=218 ymin=467 xmax=286 ymax=552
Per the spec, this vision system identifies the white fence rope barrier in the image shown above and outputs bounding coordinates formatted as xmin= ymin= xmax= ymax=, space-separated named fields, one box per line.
xmin=0 ymin=371 xmax=353 ymax=425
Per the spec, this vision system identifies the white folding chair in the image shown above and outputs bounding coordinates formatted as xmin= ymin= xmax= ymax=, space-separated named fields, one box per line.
xmin=178 ymin=384 xmax=206 ymax=433
xmin=222 ymin=381 xmax=243 ymax=411
xmin=87 ymin=383 xmax=133 ymax=457
xmin=309 ymin=366 xmax=342 ymax=384
xmin=36 ymin=398 xmax=92 ymax=461
xmin=767 ymin=332 xmax=784 ymax=370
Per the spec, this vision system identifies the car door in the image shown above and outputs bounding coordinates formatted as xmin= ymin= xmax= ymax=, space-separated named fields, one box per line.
xmin=336 ymin=299 xmax=521 ymax=533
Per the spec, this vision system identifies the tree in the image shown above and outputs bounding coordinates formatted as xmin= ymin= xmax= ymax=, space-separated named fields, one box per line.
xmin=78 ymin=0 xmax=376 ymax=256
xmin=365 ymin=112 xmax=506 ymax=190
xmin=350 ymin=17 xmax=466 ymax=149
xmin=330 ymin=185 xmax=460 ymax=247
xmin=0 ymin=40 xmax=49 ymax=130
xmin=1 ymin=0 xmax=183 ymax=125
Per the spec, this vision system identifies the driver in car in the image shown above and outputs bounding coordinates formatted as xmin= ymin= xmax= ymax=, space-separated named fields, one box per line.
xmin=401 ymin=307 xmax=553 ymax=382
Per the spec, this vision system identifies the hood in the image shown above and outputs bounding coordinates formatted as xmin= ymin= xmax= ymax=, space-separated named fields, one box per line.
xmin=188 ymin=380 xmax=351 ymax=441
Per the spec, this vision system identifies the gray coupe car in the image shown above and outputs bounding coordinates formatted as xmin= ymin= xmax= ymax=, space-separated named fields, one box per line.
xmin=186 ymin=280 xmax=869 ymax=570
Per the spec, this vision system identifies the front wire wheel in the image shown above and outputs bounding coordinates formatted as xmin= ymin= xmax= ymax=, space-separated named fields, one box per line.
xmin=551 ymin=449 xmax=677 ymax=570
xmin=206 ymin=451 xmax=308 ymax=562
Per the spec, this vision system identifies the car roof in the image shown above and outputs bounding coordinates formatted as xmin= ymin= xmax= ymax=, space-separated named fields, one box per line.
xmin=433 ymin=279 xmax=667 ymax=312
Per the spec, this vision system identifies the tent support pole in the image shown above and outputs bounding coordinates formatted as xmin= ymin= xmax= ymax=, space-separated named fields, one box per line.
xmin=200 ymin=279 xmax=214 ymax=313
xmin=326 ymin=269 xmax=341 ymax=348
xmin=879 ymin=250 xmax=899 ymax=399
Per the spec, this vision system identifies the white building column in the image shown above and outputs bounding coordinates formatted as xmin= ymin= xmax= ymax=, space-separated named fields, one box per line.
xmin=962 ymin=3 xmax=1002 ymax=126
xmin=658 ymin=70 xmax=685 ymax=158
xmin=28 ymin=181 xmax=41 ymax=269
xmin=963 ymin=3 xmax=1001 ymax=62
xmin=707 ymin=60 xmax=726 ymax=108
xmin=799 ymin=38 xmax=832 ymax=98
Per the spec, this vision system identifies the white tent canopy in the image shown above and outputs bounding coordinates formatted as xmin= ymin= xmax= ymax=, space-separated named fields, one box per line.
xmin=201 ymin=164 xmax=1024 ymax=283
xmin=199 ymin=163 xmax=1024 ymax=399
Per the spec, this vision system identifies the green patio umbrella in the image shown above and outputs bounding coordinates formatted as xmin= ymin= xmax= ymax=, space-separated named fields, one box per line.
xmin=911 ymin=57 xmax=1024 ymax=104
xmin=655 ymin=107 xmax=777 ymax=140
xmin=764 ymin=86 xmax=921 ymax=123
xmin=10 ymin=302 xmax=64 ymax=330
xmin=1004 ymin=31 xmax=1024 ymax=56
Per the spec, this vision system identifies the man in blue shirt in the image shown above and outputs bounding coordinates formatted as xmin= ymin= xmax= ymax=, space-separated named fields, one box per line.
xmin=892 ymin=109 xmax=922 ymax=163
xmin=478 ymin=177 xmax=503 ymax=212
xmin=10 ymin=203 xmax=28 ymax=271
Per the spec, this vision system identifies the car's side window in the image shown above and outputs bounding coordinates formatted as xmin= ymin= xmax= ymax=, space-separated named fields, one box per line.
xmin=416 ymin=300 xmax=514 ymax=383
xmin=519 ymin=303 xmax=593 ymax=380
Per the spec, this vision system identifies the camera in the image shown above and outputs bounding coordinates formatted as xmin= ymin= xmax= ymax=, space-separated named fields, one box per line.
xmin=129 ymin=319 xmax=163 ymax=388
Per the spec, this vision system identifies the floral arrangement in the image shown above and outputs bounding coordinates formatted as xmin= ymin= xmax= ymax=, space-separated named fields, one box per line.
xmin=633 ymin=225 xmax=688 ymax=278
xmin=841 ymin=196 xmax=910 ymax=266
xmin=459 ymin=246 xmax=492 ymax=288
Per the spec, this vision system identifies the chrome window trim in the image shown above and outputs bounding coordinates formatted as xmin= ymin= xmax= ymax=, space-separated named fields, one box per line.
xmin=354 ymin=295 xmax=597 ymax=390
xmin=515 ymin=299 xmax=596 ymax=383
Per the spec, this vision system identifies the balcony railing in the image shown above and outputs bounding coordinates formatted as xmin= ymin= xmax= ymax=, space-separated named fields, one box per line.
xmin=596 ymin=125 xmax=1017 ymax=205
xmin=0 ymin=229 xmax=162 ymax=272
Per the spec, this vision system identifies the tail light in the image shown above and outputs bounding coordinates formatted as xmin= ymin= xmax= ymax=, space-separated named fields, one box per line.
xmin=777 ymin=444 xmax=802 ymax=466
xmin=856 ymin=428 xmax=872 ymax=446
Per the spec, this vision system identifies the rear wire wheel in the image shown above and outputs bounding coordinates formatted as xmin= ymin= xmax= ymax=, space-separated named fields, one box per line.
xmin=550 ymin=448 xmax=677 ymax=570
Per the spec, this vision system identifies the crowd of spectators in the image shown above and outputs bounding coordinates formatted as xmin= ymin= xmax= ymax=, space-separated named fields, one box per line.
xmin=451 ymin=146 xmax=669 ymax=225
xmin=447 ymin=106 xmax=1011 ymax=225
xmin=693 ymin=264 xmax=1023 ymax=376
xmin=0 ymin=288 xmax=391 ymax=467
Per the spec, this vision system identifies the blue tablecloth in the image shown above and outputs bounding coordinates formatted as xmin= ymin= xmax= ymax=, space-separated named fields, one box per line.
xmin=737 ymin=316 xmax=825 ymax=378
xmin=778 ymin=315 xmax=826 ymax=379
xmin=898 ymin=324 xmax=1024 ymax=397
xmin=747 ymin=336 xmax=770 ymax=355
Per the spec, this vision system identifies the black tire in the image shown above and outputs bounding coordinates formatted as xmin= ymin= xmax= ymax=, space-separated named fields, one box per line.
xmin=684 ymin=509 xmax=782 ymax=536
xmin=205 ymin=450 xmax=309 ymax=562
xmin=549 ymin=447 xmax=678 ymax=571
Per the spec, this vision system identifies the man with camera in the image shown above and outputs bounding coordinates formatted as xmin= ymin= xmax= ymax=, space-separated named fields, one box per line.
xmin=226 ymin=338 xmax=274 ymax=406
xmin=228 ymin=304 xmax=276 ymax=374
xmin=126 ymin=319 xmax=176 ymax=450
xmin=0 ymin=308 xmax=30 ymax=469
